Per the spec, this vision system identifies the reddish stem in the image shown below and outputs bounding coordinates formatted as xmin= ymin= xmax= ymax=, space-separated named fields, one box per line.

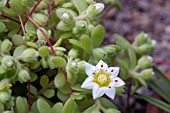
xmin=154 ymin=60 xmax=170 ymax=65
xmin=60 ymin=68 xmax=73 ymax=95
xmin=25 ymin=13 xmax=56 ymax=56
xmin=25 ymin=14 xmax=73 ymax=95
xmin=1 ymin=14 xmax=20 ymax=24
xmin=42 ymin=1 xmax=54 ymax=27
xmin=16 ymin=0 xmax=42 ymax=34
xmin=18 ymin=14 xmax=26 ymax=36
xmin=27 ymin=80 xmax=31 ymax=111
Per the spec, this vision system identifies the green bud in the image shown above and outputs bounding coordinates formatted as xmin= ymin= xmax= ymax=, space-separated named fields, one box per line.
xmin=86 ymin=3 xmax=105 ymax=17
xmin=68 ymin=49 xmax=79 ymax=59
xmin=38 ymin=46 xmax=49 ymax=57
xmin=0 ymin=91 xmax=10 ymax=103
xmin=61 ymin=12 xmax=74 ymax=24
xmin=137 ymin=55 xmax=153 ymax=69
xmin=2 ymin=56 xmax=14 ymax=69
xmin=18 ymin=70 xmax=30 ymax=83
xmin=24 ymin=31 xmax=36 ymax=42
xmin=1 ymin=39 xmax=13 ymax=52
xmin=32 ymin=13 xmax=46 ymax=26
xmin=0 ymin=79 xmax=10 ymax=91
xmin=137 ymin=44 xmax=152 ymax=55
xmin=140 ymin=68 xmax=153 ymax=79
xmin=76 ymin=20 xmax=87 ymax=31
xmin=134 ymin=32 xmax=148 ymax=46
xmin=21 ymin=48 xmax=39 ymax=63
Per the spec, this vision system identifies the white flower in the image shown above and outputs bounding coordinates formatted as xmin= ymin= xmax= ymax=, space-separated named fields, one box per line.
xmin=81 ymin=60 xmax=125 ymax=99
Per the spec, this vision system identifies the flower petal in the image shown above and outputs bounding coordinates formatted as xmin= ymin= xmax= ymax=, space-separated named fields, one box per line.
xmin=105 ymin=87 xmax=116 ymax=99
xmin=92 ymin=86 xmax=107 ymax=99
xmin=110 ymin=77 xmax=125 ymax=87
xmin=96 ymin=60 xmax=108 ymax=70
xmin=81 ymin=76 xmax=94 ymax=89
xmin=85 ymin=62 xmax=97 ymax=76
xmin=106 ymin=67 xmax=119 ymax=77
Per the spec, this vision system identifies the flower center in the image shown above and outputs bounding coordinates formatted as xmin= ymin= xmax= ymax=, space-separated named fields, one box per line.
xmin=93 ymin=70 xmax=111 ymax=87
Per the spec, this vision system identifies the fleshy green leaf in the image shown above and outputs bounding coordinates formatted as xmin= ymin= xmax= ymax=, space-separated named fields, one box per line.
xmin=0 ymin=22 xmax=6 ymax=33
xmin=25 ymin=21 xmax=36 ymax=32
xmin=81 ymin=35 xmax=93 ymax=55
xmin=83 ymin=104 xmax=96 ymax=113
xmin=54 ymin=72 xmax=66 ymax=88
xmin=128 ymin=49 xmax=137 ymax=69
xmin=91 ymin=25 xmax=105 ymax=48
xmin=52 ymin=57 xmax=66 ymax=67
xmin=0 ymin=101 xmax=4 ymax=112
xmin=62 ymin=98 xmax=79 ymax=113
xmin=12 ymin=34 xmax=23 ymax=45
xmin=114 ymin=34 xmax=131 ymax=50
xmin=13 ymin=45 xmax=27 ymax=58
xmin=99 ymin=98 xmax=116 ymax=109
xmin=52 ymin=102 xmax=63 ymax=113
xmin=72 ymin=0 xmax=87 ymax=14
xmin=37 ymin=99 xmax=52 ymax=113
xmin=137 ymin=93 xmax=170 ymax=112
xmin=69 ymin=39 xmax=82 ymax=48
xmin=57 ymin=21 xmax=74 ymax=31
xmin=30 ymin=85 xmax=37 ymax=95
xmin=40 ymin=75 xmax=49 ymax=88
xmin=16 ymin=97 xmax=28 ymax=113
xmin=42 ymin=89 xmax=55 ymax=98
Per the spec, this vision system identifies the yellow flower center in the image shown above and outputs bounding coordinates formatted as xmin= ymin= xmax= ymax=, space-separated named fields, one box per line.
xmin=93 ymin=70 xmax=111 ymax=87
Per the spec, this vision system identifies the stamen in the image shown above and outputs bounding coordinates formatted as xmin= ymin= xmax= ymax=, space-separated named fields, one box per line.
xmin=111 ymin=70 xmax=114 ymax=72
xmin=115 ymin=80 xmax=118 ymax=82
xmin=101 ymin=64 xmax=103 ymax=67
xmin=109 ymin=86 xmax=111 ymax=88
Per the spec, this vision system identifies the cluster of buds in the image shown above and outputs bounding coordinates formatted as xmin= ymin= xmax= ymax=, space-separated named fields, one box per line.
xmin=133 ymin=32 xmax=156 ymax=55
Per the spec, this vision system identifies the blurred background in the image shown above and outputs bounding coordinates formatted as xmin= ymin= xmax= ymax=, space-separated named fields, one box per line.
xmin=100 ymin=0 xmax=170 ymax=113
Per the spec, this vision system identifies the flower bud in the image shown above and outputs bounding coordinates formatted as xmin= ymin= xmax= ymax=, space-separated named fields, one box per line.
xmin=61 ymin=12 xmax=74 ymax=24
xmin=76 ymin=20 xmax=87 ymax=31
xmin=38 ymin=46 xmax=49 ymax=57
xmin=0 ymin=79 xmax=10 ymax=91
xmin=86 ymin=3 xmax=104 ymax=17
xmin=2 ymin=56 xmax=14 ymax=69
xmin=1 ymin=39 xmax=13 ymax=53
xmin=21 ymin=48 xmax=39 ymax=63
xmin=137 ymin=44 xmax=152 ymax=55
xmin=102 ymin=45 xmax=117 ymax=56
xmin=18 ymin=70 xmax=30 ymax=83
xmin=137 ymin=56 xmax=153 ymax=69
xmin=24 ymin=31 xmax=36 ymax=42
xmin=32 ymin=13 xmax=46 ymax=26
xmin=140 ymin=69 xmax=153 ymax=80
xmin=134 ymin=32 xmax=148 ymax=46
xmin=0 ymin=91 xmax=10 ymax=103
xmin=68 ymin=49 xmax=79 ymax=59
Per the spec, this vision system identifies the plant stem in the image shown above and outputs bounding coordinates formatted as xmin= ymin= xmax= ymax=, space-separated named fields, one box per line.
xmin=127 ymin=81 xmax=132 ymax=113
xmin=25 ymin=13 xmax=56 ymax=56
xmin=42 ymin=1 xmax=54 ymax=27
xmin=25 ymin=13 xmax=73 ymax=96
xmin=1 ymin=14 xmax=20 ymax=24
xmin=18 ymin=14 xmax=26 ymax=36
xmin=16 ymin=0 xmax=42 ymax=34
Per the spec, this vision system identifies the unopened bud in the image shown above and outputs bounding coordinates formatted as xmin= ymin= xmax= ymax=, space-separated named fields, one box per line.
xmin=137 ymin=44 xmax=152 ymax=55
xmin=24 ymin=31 xmax=36 ymax=42
xmin=76 ymin=20 xmax=87 ymax=31
xmin=61 ymin=12 xmax=74 ymax=24
xmin=86 ymin=3 xmax=104 ymax=17
xmin=140 ymin=69 xmax=154 ymax=80
xmin=137 ymin=55 xmax=153 ymax=69
xmin=68 ymin=49 xmax=79 ymax=59
xmin=18 ymin=70 xmax=30 ymax=83
xmin=134 ymin=32 xmax=148 ymax=46
xmin=2 ymin=56 xmax=14 ymax=69
xmin=21 ymin=48 xmax=39 ymax=63
xmin=1 ymin=39 xmax=13 ymax=53
xmin=0 ymin=91 xmax=10 ymax=103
